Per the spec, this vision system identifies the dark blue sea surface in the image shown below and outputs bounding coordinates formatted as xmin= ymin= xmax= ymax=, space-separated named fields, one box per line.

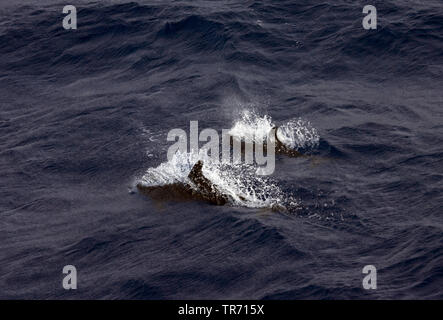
xmin=0 ymin=0 xmax=442 ymax=299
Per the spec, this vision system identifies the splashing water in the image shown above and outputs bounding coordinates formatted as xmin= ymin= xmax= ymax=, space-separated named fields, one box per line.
xmin=228 ymin=110 xmax=319 ymax=151
xmin=201 ymin=161 xmax=286 ymax=208
xmin=227 ymin=109 xmax=274 ymax=143
xmin=138 ymin=150 xmax=200 ymax=187
xmin=276 ymin=118 xmax=320 ymax=150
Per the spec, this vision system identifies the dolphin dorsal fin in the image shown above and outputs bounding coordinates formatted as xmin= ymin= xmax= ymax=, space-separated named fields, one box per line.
xmin=189 ymin=160 xmax=204 ymax=181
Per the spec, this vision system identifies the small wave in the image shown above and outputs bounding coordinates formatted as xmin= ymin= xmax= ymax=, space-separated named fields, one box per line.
xmin=157 ymin=15 xmax=229 ymax=51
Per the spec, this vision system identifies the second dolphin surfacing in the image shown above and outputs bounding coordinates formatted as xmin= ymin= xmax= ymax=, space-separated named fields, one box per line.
xmin=230 ymin=126 xmax=302 ymax=158
xmin=273 ymin=126 xmax=302 ymax=157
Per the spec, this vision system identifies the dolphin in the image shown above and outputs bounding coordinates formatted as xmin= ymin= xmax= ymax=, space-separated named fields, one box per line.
xmin=273 ymin=126 xmax=302 ymax=157
xmin=230 ymin=126 xmax=302 ymax=157
xmin=187 ymin=160 xmax=228 ymax=205
xmin=137 ymin=160 xmax=229 ymax=205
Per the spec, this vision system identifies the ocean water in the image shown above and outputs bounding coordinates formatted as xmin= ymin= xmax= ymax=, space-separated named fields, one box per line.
xmin=0 ymin=0 xmax=442 ymax=299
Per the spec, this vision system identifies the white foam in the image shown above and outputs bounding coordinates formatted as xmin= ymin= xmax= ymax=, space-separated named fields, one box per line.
xmin=138 ymin=150 xmax=199 ymax=187
xmin=276 ymin=118 xmax=320 ymax=150
xmin=227 ymin=109 xmax=274 ymax=144
xmin=201 ymin=161 xmax=286 ymax=208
